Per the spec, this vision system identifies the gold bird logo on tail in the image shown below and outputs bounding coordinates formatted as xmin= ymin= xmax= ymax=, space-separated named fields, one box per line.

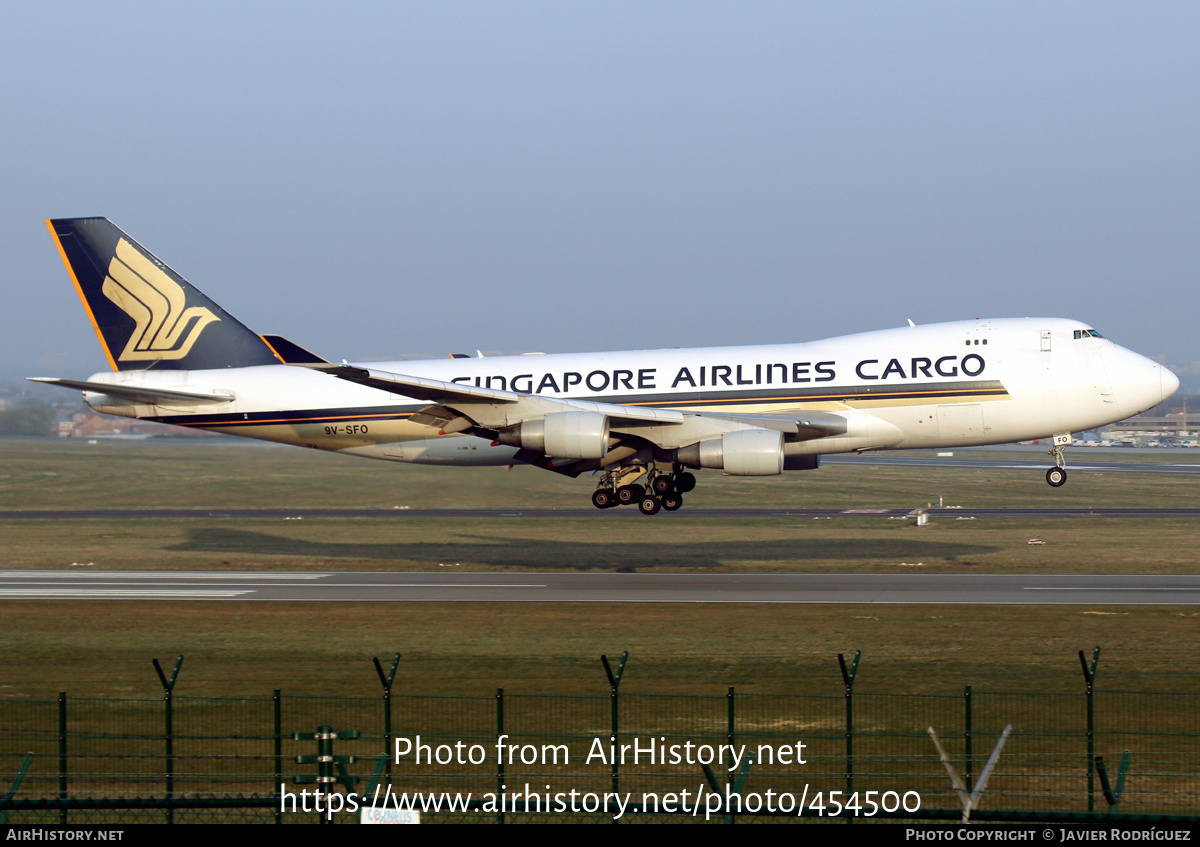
xmin=102 ymin=238 xmax=220 ymax=361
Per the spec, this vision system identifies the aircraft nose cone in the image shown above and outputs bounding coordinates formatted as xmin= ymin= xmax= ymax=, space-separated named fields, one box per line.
xmin=1105 ymin=348 xmax=1179 ymax=417
xmin=1162 ymin=365 xmax=1181 ymax=403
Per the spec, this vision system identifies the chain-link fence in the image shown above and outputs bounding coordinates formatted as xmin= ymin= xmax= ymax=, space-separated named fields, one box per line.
xmin=2 ymin=651 xmax=1197 ymax=824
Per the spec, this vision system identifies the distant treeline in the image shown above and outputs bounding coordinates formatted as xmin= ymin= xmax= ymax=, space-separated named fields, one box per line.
xmin=0 ymin=404 xmax=56 ymax=436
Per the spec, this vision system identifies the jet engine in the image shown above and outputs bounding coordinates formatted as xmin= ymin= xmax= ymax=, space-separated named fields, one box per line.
xmin=498 ymin=411 xmax=610 ymax=459
xmin=677 ymin=428 xmax=784 ymax=475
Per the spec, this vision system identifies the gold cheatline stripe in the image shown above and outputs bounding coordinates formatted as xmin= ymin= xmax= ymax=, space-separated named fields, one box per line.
xmin=623 ymin=387 xmax=1009 ymax=407
xmin=173 ymin=411 xmax=415 ymax=427
xmin=46 ymin=220 xmax=118 ymax=372
xmin=172 ymin=386 xmax=1008 ymax=426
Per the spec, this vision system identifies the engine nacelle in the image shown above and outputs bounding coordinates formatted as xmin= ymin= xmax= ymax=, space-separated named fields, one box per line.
xmin=677 ymin=429 xmax=784 ymax=475
xmin=497 ymin=411 xmax=610 ymax=459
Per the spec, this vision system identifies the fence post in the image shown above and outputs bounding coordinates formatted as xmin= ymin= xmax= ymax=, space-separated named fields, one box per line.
xmin=838 ymin=651 xmax=861 ymax=797
xmin=58 ymin=692 xmax=67 ymax=824
xmin=1079 ymin=647 xmax=1100 ymax=812
xmin=726 ymin=686 xmax=736 ymax=824
xmin=273 ymin=690 xmax=282 ymax=824
xmin=602 ymin=651 xmax=629 ymax=823
xmin=373 ymin=654 xmax=400 ymax=784
xmin=964 ymin=685 xmax=973 ymax=792
xmin=496 ymin=687 xmax=505 ymax=824
xmin=293 ymin=725 xmax=359 ymax=824
xmin=727 ymin=686 xmax=735 ymax=753
xmin=152 ymin=655 xmax=183 ymax=824
xmin=0 ymin=752 xmax=35 ymax=825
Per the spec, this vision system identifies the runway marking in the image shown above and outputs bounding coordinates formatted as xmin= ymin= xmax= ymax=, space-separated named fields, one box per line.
xmin=0 ymin=581 xmax=548 ymax=588
xmin=0 ymin=571 xmax=330 ymax=580
xmin=0 ymin=589 xmax=254 ymax=597
xmin=1023 ymin=587 xmax=1200 ymax=591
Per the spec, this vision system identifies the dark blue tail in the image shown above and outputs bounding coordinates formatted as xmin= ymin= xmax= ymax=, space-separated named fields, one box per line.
xmin=47 ymin=217 xmax=281 ymax=371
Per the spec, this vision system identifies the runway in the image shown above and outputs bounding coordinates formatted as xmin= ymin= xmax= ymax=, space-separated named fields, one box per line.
xmin=2 ymin=507 xmax=1199 ymax=520
xmin=822 ymin=454 xmax=1200 ymax=475
xmin=3 ymin=570 xmax=1199 ymax=604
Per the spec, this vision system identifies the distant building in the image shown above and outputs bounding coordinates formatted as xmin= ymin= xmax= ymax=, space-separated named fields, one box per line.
xmin=61 ymin=412 xmax=209 ymax=439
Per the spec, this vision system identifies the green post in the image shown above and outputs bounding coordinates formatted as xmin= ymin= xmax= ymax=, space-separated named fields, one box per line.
xmin=0 ymin=752 xmax=35 ymax=825
xmin=964 ymin=685 xmax=973 ymax=792
xmin=373 ymin=654 xmax=400 ymax=784
xmin=294 ymin=724 xmax=360 ymax=824
xmin=701 ymin=752 xmax=754 ymax=825
xmin=1079 ymin=647 xmax=1100 ymax=812
xmin=601 ymin=651 xmax=628 ymax=823
xmin=152 ymin=655 xmax=183 ymax=825
xmin=838 ymin=651 xmax=861 ymax=797
xmin=727 ymin=686 xmax=735 ymax=750
xmin=273 ymin=690 xmax=282 ymax=824
xmin=58 ymin=692 xmax=67 ymax=824
xmin=496 ymin=688 xmax=505 ymax=824
xmin=726 ymin=686 xmax=736 ymax=825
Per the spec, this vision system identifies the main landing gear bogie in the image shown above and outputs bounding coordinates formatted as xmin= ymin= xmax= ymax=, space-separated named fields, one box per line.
xmin=593 ymin=466 xmax=690 ymax=515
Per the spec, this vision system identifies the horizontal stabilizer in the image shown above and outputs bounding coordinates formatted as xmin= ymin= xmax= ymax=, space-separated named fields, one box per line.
xmin=27 ymin=377 xmax=234 ymax=405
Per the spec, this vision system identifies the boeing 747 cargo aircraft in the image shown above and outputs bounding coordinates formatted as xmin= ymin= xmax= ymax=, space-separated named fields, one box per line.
xmin=31 ymin=218 xmax=1179 ymax=514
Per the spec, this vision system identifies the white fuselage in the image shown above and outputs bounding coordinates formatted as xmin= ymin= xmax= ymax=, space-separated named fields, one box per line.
xmin=78 ymin=317 xmax=1177 ymax=467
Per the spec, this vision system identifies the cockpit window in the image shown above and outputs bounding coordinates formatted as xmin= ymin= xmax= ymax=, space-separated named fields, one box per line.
xmin=1074 ymin=329 xmax=1105 ymax=339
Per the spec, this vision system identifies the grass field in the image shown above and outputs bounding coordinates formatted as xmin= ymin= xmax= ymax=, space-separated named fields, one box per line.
xmin=3 ymin=438 xmax=1199 ymax=511
xmin=0 ymin=437 xmax=1198 ymax=700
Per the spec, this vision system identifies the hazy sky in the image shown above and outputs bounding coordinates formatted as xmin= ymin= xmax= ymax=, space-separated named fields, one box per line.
xmin=4 ymin=2 xmax=1199 ymax=383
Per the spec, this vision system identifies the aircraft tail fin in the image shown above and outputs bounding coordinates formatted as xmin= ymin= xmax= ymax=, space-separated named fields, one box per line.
xmin=260 ymin=334 xmax=328 ymax=364
xmin=46 ymin=217 xmax=281 ymax=371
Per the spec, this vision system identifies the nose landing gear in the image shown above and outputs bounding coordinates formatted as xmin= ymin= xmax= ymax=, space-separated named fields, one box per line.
xmin=1045 ymin=434 xmax=1071 ymax=487
xmin=1046 ymin=466 xmax=1067 ymax=487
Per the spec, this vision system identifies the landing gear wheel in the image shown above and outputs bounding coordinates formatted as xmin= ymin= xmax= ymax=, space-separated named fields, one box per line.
xmin=616 ymin=484 xmax=646 ymax=505
xmin=651 ymin=475 xmax=675 ymax=495
xmin=592 ymin=489 xmax=616 ymax=509
xmin=675 ymin=472 xmax=696 ymax=493
xmin=638 ymin=495 xmax=662 ymax=516
xmin=1046 ymin=467 xmax=1067 ymax=487
xmin=661 ymin=492 xmax=683 ymax=511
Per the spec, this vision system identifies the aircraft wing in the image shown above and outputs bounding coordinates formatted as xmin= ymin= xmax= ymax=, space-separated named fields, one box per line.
xmin=307 ymin=363 xmax=687 ymax=425
xmin=304 ymin=364 xmax=850 ymax=453
xmin=691 ymin=411 xmax=848 ymax=441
